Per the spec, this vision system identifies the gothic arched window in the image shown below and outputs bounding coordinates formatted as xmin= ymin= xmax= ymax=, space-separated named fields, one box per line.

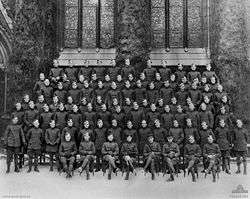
xmin=150 ymin=0 xmax=205 ymax=48
xmin=63 ymin=0 xmax=116 ymax=49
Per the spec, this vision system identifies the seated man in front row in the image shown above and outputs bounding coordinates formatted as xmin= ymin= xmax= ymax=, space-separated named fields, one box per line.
xmin=101 ymin=132 xmax=119 ymax=180
xmin=184 ymin=135 xmax=201 ymax=182
xmin=120 ymin=134 xmax=138 ymax=180
xmin=78 ymin=131 xmax=96 ymax=180
xmin=59 ymin=132 xmax=77 ymax=178
xmin=203 ymin=135 xmax=221 ymax=182
xmin=143 ymin=134 xmax=161 ymax=180
xmin=162 ymin=133 xmax=180 ymax=182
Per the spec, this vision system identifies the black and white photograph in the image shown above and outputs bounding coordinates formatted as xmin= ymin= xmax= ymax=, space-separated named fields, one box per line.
xmin=0 ymin=0 xmax=249 ymax=199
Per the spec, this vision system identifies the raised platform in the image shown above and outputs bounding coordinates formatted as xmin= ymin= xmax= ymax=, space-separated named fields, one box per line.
xmin=56 ymin=48 xmax=210 ymax=66
xmin=150 ymin=48 xmax=211 ymax=66
xmin=57 ymin=48 xmax=117 ymax=66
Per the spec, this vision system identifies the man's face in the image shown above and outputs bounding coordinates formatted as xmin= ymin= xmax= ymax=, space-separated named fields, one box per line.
xmin=33 ymin=120 xmax=39 ymax=128
xmin=68 ymin=120 xmax=73 ymax=127
xmin=24 ymin=95 xmax=30 ymax=103
xmin=108 ymin=134 xmax=114 ymax=141
xmin=65 ymin=133 xmax=71 ymax=142
xmin=148 ymin=137 xmax=154 ymax=143
xmin=208 ymin=136 xmax=213 ymax=143
xmin=187 ymin=119 xmax=192 ymax=127
xmin=12 ymin=117 xmax=18 ymax=125
xmin=39 ymin=73 xmax=45 ymax=81
xmin=202 ymin=122 xmax=207 ymax=129
xmin=207 ymin=64 xmax=211 ymax=71
xmin=167 ymin=137 xmax=173 ymax=143
xmin=156 ymin=73 xmax=161 ymax=81
xmin=173 ymin=120 xmax=178 ymax=127
xmin=155 ymin=120 xmax=160 ymax=128
xmin=84 ymin=121 xmax=90 ymax=128
xmin=59 ymin=103 xmax=64 ymax=111
xmin=220 ymin=120 xmax=225 ymax=128
xmin=53 ymin=96 xmax=59 ymax=104
xmin=29 ymin=101 xmax=35 ymax=109
xmin=16 ymin=103 xmax=21 ymax=110
xmin=79 ymin=75 xmax=84 ymax=82
xmin=44 ymin=79 xmax=50 ymax=86
xmin=189 ymin=136 xmax=195 ymax=144
xmin=133 ymin=102 xmax=139 ymax=110
xmin=97 ymin=120 xmax=103 ymax=128
xmin=127 ymin=135 xmax=132 ymax=142
xmin=50 ymin=120 xmax=56 ymax=128
xmin=125 ymin=59 xmax=130 ymax=66
xmin=112 ymin=120 xmax=117 ymax=127
xmin=72 ymin=82 xmax=77 ymax=89
xmin=68 ymin=97 xmax=73 ymax=104
xmin=164 ymin=105 xmax=170 ymax=113
xmin=73 ymin=105 xmax=78 ymax=112
xmin=127 ymin=121 xmax=133 ymax=129
xmin=142 ymin=120 xmax=147 ymax=128
xmin=164 ymin=81 xmax=170 ymax=87
xmin=43 ymin=105 xmax=49 ymax=112
xmin=236 ymin=120 xmax=243 ymax=128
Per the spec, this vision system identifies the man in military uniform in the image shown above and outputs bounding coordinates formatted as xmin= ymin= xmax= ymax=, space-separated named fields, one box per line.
xmin=183 ymin=135 xmax=201 ymax=182
xmin=143 ymin=134 xmax=161 ymax=180
xmin=4 ymin=116 xmax=26 ymax=173
xmin=120 ymin=134 xmax=138 ymax=180
xmin=59 ymin=132 xmax=77 ymax=178
xmin=162 ymin=133 xmax=180 ymax=182
xmin=232 ymin=119 xmax=248 ymax=175
xmin=78 ymin=131 xmax=96 ymax=180
xmin=203 ymin=135 xmax=221 ymax=182
xmin=45 ymin=120 xmax=60 ymax=171
xmin=101 ymin=132 xmax=119 ymax=180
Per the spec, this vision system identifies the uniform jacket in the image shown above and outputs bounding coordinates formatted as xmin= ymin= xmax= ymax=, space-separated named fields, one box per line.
xmin=101 ymin=141 xmax=119 ymax=156
xmin=79 ymin=141 xmax=96 ymax=156
xmin=4 ymin=124 xmax=26 ymax=147
xmin=26 ymin=127 xmax=43 ymax=150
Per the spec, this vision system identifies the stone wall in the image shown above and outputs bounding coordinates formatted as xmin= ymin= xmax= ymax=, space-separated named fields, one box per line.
xmin=210 ymin=0 xmax=250 ymax=129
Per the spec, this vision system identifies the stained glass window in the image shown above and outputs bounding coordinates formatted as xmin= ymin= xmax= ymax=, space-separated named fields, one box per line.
xmin=82 ymin=0 xmax=97 ymax=48
xmin=169 ymin=0 xmax=183 ymax=47
xmin=151 ymin=0 xmax=165 ymax=48
xmin=64 ymin=0 xmax=79 ymax=48
xmin=100 ymin=0 xmax=115 ymax=48
xmin=188 ymin=0 xmax=203 ymax=47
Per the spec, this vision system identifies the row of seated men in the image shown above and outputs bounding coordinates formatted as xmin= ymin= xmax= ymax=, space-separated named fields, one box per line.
xmin=4 ymin=114 xmax=248 ymax=182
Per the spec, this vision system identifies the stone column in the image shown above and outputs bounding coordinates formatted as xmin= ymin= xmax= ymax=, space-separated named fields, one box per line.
xmin=116 ymin=0 xmax=151 ymax=66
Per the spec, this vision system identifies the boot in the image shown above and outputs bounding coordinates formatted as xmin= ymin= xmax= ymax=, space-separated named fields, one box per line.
xmin=86 ymin=172 xmax=90 ymax=180
xmin=125 ymin=170 xmax=129 ymax=180
xmin=236 ymin=164 xmax=241 ymax=174
xmin=34 ymin=167 xmax=40 ymax=172
xmin=191 ymin=169 xmax=196 ymax=182
xmin=6 ymin=164 xmax=10 ymax=174
xmin=243 ymin=162 xmax=247 ymax=175
xmin=108 ymin=173 xmax=111 ymax=180
xmin=212 ymin=170 xmax=216 ymax=182
xmin=27 ymin=166 xmax=32 ymax=173
xmin=14 ymin=166 xmax=20 ymax=173
xmin=167 ymin=174 xmax=174 ymax=182
xmin=151 ymin=172 xmax=155 ymax=180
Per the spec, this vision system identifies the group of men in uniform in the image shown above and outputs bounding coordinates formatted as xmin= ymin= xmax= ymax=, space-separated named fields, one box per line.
xmin=3 ymin=59 xmax=248 ymax=182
